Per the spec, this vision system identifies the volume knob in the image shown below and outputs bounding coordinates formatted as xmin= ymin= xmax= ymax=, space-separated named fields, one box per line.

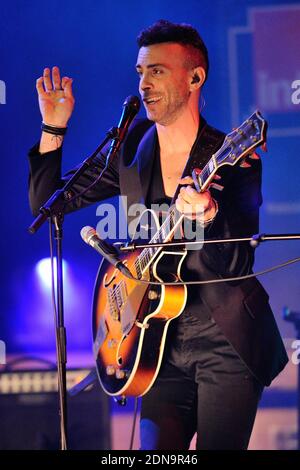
xmin=115 ymin=369 xmax=127 ymax=379
xmin=106 ymin=365 xmax=115 ymax=375
xmin=148 ymin=290 xmax=159 ymax=300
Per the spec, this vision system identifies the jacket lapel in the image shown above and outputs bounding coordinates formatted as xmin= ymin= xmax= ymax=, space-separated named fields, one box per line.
xmin=135 ymin=124 xmax=157 ymax=204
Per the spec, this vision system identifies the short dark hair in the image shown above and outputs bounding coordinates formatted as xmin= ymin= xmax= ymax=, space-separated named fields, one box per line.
xmin=137 ymin=19 xmax=209 ymax=82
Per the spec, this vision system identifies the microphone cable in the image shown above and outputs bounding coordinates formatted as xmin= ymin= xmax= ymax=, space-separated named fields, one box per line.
xmin=115 ymin=254 xmax=300 ymax=286
xmin=63 ymin=156 xmax=109 ymax=208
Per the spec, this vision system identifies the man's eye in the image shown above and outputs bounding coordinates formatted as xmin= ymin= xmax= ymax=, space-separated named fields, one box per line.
xmin=153 ymin=69 xmax=162 ymax=75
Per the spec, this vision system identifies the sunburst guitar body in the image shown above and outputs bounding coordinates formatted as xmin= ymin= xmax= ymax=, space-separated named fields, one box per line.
xmin=92 ymin=248 xmax=187 ymax=397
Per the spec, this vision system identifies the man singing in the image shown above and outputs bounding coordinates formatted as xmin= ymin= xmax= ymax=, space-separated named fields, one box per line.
xmin=28 ymin=20 xmax=288 ymax=450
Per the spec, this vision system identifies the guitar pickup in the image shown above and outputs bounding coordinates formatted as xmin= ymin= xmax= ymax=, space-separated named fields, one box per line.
xmin=93 ymin=316 xmax=108 ymax=359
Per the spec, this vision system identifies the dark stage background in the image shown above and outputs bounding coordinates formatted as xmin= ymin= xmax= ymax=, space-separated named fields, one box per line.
xmin=0 ymin=0 xmax=299 ymax=450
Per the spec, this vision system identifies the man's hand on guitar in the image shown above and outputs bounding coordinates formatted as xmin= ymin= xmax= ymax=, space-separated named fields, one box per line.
xmin=176 ymin=176 xmax=218 ymax=225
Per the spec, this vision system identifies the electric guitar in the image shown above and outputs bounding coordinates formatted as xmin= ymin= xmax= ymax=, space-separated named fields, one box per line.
xmin=90 ymin=110 xmax=267 ymax=397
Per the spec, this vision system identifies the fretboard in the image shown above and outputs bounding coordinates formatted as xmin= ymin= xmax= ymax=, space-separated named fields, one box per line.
xmin=134 ymin=206 xmax=184 ymax=279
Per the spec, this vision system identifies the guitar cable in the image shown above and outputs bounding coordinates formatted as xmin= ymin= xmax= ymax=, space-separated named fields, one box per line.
xmin=129 ymin=397 xmax=139 ymax=451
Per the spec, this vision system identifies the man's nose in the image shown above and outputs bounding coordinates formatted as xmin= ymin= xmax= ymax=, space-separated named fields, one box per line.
xmin=139 ymin=74 xmax=153 ymax=92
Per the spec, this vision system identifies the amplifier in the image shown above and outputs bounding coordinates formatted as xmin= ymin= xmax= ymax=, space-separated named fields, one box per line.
xmin=0 ymin=368 xmax=110 ymax=450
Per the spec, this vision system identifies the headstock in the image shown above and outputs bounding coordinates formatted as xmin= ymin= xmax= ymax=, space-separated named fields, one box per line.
xmin=192 ymin=110 xmax=267 ymax=192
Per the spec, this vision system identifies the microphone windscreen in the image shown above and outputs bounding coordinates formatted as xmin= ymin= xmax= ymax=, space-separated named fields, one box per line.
xmin=123 ymin=95 xmax=140 ymax=112
xmin=80 ymin=226 xmax=96 ymax=244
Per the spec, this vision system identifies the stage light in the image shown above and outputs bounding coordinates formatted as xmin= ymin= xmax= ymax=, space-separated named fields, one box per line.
xmin=35 ymin=257 xmax=68 ymax=290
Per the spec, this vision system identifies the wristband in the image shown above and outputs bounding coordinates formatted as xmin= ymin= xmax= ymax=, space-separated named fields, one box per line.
xmin=41 ymin=122 xmax=67 ymax=136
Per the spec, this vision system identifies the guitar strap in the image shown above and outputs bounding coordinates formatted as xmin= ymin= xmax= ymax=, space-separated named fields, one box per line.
xmin=170 ymin=122 xmax=225 ymax=205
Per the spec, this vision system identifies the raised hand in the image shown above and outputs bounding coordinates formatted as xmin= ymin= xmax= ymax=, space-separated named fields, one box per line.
xmin=36 ymin=66 xmax=75 ymax=127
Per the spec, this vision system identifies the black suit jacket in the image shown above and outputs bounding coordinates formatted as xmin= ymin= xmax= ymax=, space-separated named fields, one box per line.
xmin=28 ymin=118 xmax=288 ymax=386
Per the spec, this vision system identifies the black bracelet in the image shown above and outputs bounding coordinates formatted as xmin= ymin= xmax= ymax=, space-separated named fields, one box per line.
xmin=41 ymin=122 xmax=67 ymax=136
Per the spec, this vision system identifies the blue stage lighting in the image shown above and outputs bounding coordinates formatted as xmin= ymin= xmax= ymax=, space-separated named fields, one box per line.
xmin=35 ymin=258 xmax=68 ymax=290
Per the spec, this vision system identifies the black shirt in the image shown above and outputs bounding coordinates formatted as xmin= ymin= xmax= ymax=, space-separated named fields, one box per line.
xmin=147 ymin=141 xmax=212 ymax=323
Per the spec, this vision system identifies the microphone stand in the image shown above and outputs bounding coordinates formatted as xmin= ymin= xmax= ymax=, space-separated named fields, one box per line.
xmin=283 ymin=307 xmax=300 ymax=450
xmin=28 ymin=126 xmax=118 ymax=450
xmin=52 ymin=214 xmax=68 ymax=450
xmin=118 ymin=232 xmax=300 ymax=251
xmin=28 ymin=127 xmax=118 ymax=235
xmin=119 ymin=231 xmax=300 ymax=450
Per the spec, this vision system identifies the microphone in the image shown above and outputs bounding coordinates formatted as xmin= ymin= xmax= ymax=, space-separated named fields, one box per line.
xmin=106 ymin=95 xmax=140 ymax=163
xmin=80 ymin=226 xmax=133 ymax=279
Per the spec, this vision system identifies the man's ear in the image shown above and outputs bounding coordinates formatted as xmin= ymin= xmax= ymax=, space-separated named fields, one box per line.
xmin=190 ymin=66 xmax=206 ymax=90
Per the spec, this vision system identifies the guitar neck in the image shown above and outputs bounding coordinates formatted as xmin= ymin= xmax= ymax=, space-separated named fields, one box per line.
xmin=133 ymin=111 xmax=267 ymax=278
xmin=134 ymin=207 xmax=184 ymax=278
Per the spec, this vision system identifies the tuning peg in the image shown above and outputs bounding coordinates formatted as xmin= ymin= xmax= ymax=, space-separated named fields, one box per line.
xmin=248 ymin=152 xmax=260 ymax=160
xmin=213 ymin=174 xmax=222 ymax=180
xmin=261 ymin=142 xmax=268 ymax=152
xmin=209 ymin=182 xmax=224 ymax=191
xmin=239 ymin=160 xmax=251 ymax=168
